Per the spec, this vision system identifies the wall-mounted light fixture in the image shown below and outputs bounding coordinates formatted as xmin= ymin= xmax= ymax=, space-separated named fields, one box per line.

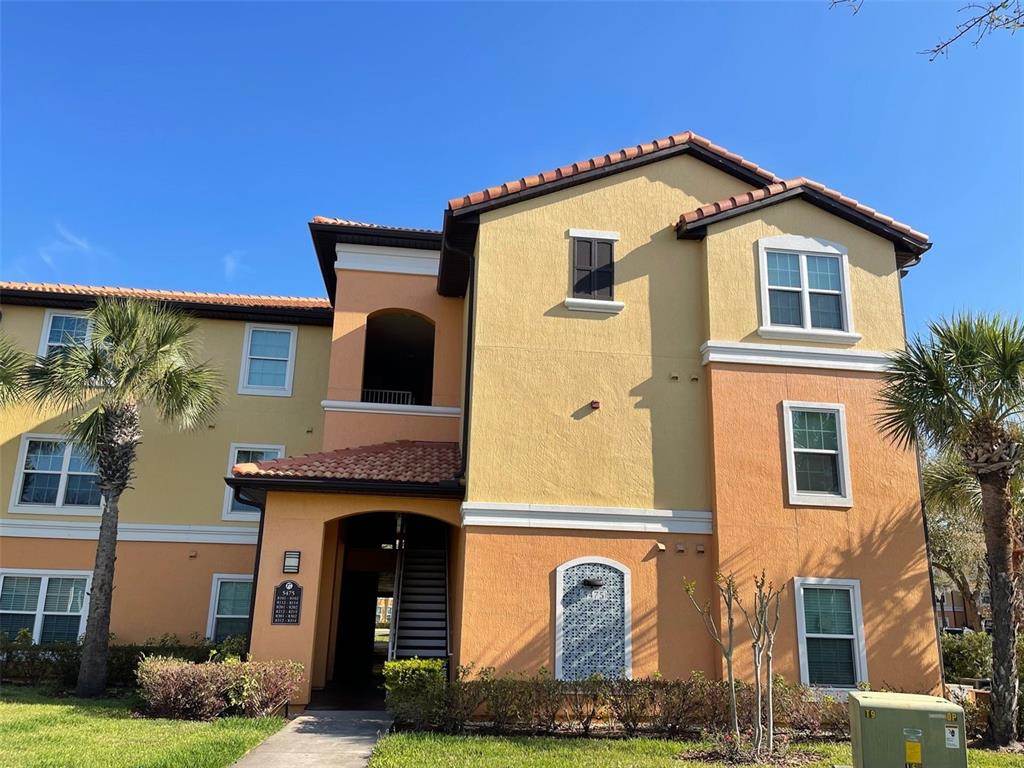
xmin=590 ymin=400 xmax=601 ymax=410
xmin=283 ymin=551 xmax=301 ymax=574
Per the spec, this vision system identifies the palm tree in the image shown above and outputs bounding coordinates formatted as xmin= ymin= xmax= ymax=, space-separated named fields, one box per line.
xmin=16 ymin=299 xmax=220 ymax=697
xmin=923 ymin=452 xmax=1023 ymax=630
xmin=879 ymin=314 xmax=1024 ymax=745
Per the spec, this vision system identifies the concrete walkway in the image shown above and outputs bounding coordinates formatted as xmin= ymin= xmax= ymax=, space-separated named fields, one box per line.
xmin=232 ymin=710 xmax=393 ymax=768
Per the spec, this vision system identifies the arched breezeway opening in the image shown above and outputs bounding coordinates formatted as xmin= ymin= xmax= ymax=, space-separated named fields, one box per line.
xmin=311 ymin=510 xmax=453 ymax=709
xmin=361 ymin=310 xmax=435 ymax=406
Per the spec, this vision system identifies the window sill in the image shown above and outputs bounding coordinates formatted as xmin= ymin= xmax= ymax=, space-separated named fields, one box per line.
xmin=758 ymin=326 xmax=862 ymax=345
xmin=237 ymin=386 xmax=293 ymax=398
xmin=8 ymin=504 xmax=102 ymax=517
xmin=563 ymin=297 xmax=624 ymax=314
xmin=788 ymin=492 xmax=853 ymax=508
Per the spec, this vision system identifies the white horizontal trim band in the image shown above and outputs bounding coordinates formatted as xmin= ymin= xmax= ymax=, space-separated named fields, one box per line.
xmin=563 ymin=297 xmax=625 ymax=314
xmin=461 ymin=501 xmax=713 ymax=534
xmin=321 ymin=400 xmax=461 ymax=417
xmin=567 ymin=228 xmax=620 ymax=242
xmin=335 ymin=243 xmax=440 ymax=277
xmin=0 ymin=518 xmax=258 ymax=545
xmin=700 ymin=340 xmax=892 ymax=372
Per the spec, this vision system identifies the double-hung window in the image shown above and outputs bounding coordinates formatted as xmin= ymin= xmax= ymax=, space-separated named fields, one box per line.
xmin=0 ymin=570 xmax=91 ymax=644
xmin=757 ymin=236 xmax=858 ymax=343
xmin=11 ymin=435 xmax=102 ymax=514
xmin=38 ymin=310 xmax=90 ymax=357
xmin=238 ymin=324 xmax=297 ymax=396
xmin=782 ymin=401 xmax=852 ymax=507
xmin=794 ymin=577 xmax=867 ymax=689
xmin=207 ymin=575 xmax=252 ymax=642
xmin=564 ymin=229 xmax=624 ymax=314
xmin=223 ymin=443 xmax=284 ymax=520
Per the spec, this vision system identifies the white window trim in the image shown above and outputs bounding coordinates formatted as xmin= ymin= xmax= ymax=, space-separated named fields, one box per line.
xmin=0 ymin=568 xmax=92 ymax=644
xmin=222 ymin=443 xmax=285 ymax=521
xmin=554 ymin=556 xmax=632 ymax=680
xmin=567 ymin=228 xmax=620 ymax=242
xmin=9 ymin=434 xmax=103 ymax=516
xmin=37 ymin=309 xmax=91 ymax=357
xmin=563 ymin=297 xmax=625 ymax=314
xmin=757 ymin=235 xmax=860 ymax=344
xmin=206 ymin=573 xmax=253 ymax=642
xmin=237 ymin=323 xmax=297 ymax=397
xmin=782 ymin=401 xmax=853 ymax=508
xmin=794 ymin=576 xmax=868 ymax=691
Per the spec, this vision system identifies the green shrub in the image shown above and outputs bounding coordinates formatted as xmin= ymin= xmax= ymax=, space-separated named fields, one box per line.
xmin=440 ymin=664 xmax=486 ymax=733
xmin=383 ymin=658 xmax=446 ymax=729
xmin=136 ymin=655 xmax=302 ymax=720
xmin=527 ymin=667 xmax=565 ymax=734
xmin=564 ymin=674 xmax=606 ymax=736
xmin=606 ymin=677 xmax=655 ymax=736
xmin=941 ymin=631 xmax=993 ymax=680
xmin=479 ymin=667 xmax=530 ymax=734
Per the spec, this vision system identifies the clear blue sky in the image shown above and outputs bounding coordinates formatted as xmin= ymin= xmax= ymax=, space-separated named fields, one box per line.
xmin=2 ymin=2 xmax=1021 ymax=337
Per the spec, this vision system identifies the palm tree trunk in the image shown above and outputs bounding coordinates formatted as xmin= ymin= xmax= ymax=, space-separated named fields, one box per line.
xmin=979 ymin=471 xmax=1019 ymax=745
xmin=76 ymin=405 xmax=140 ymax=698
xmin=76 ymin=490 xmax=120 ymax=697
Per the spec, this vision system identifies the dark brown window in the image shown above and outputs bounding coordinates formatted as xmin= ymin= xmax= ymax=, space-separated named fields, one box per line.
xmin=573 ymin=238 xmax=614 ymax=300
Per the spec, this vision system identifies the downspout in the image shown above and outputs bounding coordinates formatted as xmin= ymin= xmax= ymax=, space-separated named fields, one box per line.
xmin=897 ymin=266 xmax=946 ymax=693
xmin=458 ymin=252 xmax=476 ymax=484
xmin=232 ymin=483 xmax=266 ymax=657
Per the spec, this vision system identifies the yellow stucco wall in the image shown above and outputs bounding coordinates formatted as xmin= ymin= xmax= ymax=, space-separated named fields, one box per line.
xmin=466 ymin=154 xmax=752 ymax=509
xmin=702 ymin=199 xmax=907 ymax=351
xmin=0 ymin=303 xmax=330 ymax=527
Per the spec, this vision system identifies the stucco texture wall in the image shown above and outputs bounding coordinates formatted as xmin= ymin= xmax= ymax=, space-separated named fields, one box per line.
xmin=0 ymin=535 xmax=254 ymax=642
xmin=706 ymin=363 xmax=941 ymax=693
xmin=467 ymin=154 xmax=752 ymax=509
xmin=702 ymin=199 xmax=906 ymax=351
xmin=456 ymin=527 xmax=718 ymax=679
xmin=249 ymin=490 xmax=461 ymax=704
xmin=0 ymin=304 xmax=329 ymax=527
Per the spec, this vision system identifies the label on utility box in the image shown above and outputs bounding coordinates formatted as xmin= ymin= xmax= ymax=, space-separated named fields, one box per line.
xmin=945 ymin=724 xmax=961 ymax=749
xmin=903 ymin=728 xmax=923 ymax=767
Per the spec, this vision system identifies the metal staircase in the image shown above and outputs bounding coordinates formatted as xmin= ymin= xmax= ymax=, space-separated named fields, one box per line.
xmin=388 ymin=516 xmax=449 ymax=660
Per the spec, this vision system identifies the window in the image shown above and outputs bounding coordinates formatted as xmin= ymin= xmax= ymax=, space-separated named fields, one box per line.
xmin=207 ymin=575 xmax=252 ymax=642
xmin=238 ymin=324 xmax=297 ymax=396
xmin=38 ymin=310 xmax=90 ymax=357
xmin=794 ymin=577 xmax=867 ymax=688
xmin=0 ymin=570 xmax=90 ymax=644
xmin=757 ymin=236 xmax=858 ymax=343
xmin=361 ymin=311 xmax=435 ymax=406
xmin=555 ymin=557 xmax=632 ymax=680
xmin=10 ymin=435 xmax=102 ymax=515
xmin=223 ymin=443 xmax=284 ymax=520
xmin=563 ymin=229 xmax=624 ymax=314
xmin=782 ymin=401 xmax=853 ymax=507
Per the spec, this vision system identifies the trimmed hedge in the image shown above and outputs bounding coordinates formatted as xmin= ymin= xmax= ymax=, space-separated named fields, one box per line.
xmin=382 ymin=660 xmax=851 ymax=738
xmin=0 ymin=634 xmax=238 ymax=689
xmin=137 ymin=655 xmax=303 ymax=720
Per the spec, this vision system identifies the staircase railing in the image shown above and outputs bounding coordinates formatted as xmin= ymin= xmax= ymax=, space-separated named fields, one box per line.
xmin=387 ymin=514 xmax=407 ymax=662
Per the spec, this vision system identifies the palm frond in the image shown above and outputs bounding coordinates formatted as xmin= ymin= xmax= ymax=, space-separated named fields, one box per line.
xmin=149 ymin=361 xmax=222 ymax=430
xmin=0 ymin=334 xmax=29 ymax=408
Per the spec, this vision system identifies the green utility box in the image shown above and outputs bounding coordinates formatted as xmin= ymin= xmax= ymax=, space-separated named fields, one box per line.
xmin=848 ymin=691 xmax=967 ymax=768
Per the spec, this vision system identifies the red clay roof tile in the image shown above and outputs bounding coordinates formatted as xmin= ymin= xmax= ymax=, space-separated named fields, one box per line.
xmin=310 ymin=216 xmax=441 ymax=235
xmin=232 ymin=440 xmax=461 ymax=485
xmin=0 ymin=281 xmax=331 ymax=310
xmin=447 ymin=130 xmax=782 ymax=211
xmin=676 ymin=177 xmax=930 ymax=244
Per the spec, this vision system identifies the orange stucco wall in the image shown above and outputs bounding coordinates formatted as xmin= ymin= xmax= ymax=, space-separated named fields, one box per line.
xmin=455 ymin=528 xmax=718 ymax=679
xmin=706 ymin=363 xmax=942 ymax=693
xmin=248 ymin=490 xmax=461 ymax=704
xmin=0 ymin=536 xmax=254 ymax=643
xmin=322 ymin=269 xmax=464 ymax=450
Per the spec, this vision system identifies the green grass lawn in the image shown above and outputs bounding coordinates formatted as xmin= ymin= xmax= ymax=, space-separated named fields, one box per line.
xmin=368 ymin=732 xmax=1022 ymax=768
xmin=0 ymin=687 xmax=283 ymax=768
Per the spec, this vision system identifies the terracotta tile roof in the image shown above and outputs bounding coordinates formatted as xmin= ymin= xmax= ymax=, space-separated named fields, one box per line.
xmin=676 ymin=177 xmax=929 ymax=244
xmin=310 ymin=216 xmax=441 ymax=235
xmin=0 ymin=281 xmax=331 ymax=310
xmin=232 ymin=440 xmax=461 ymax=485
xmin=447 ymin=130 xmax=782 ymax=211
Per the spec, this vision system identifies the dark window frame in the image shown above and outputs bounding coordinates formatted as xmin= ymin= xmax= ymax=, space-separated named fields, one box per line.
xmin=572 ymin=237 xmax=615 ymax=300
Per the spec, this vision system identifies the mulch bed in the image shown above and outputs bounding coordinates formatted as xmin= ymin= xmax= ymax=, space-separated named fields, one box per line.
xmin=676 ymin=748 xmax=828 ymax=765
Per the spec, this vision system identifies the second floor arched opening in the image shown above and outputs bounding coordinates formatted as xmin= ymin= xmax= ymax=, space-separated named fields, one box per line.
xmin=361 ymin=310 xmax=435 ymax=406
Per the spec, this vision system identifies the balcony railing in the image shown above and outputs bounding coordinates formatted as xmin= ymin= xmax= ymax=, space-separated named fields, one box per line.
xmin=362 ymin=388 xmax=415 ymax=405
